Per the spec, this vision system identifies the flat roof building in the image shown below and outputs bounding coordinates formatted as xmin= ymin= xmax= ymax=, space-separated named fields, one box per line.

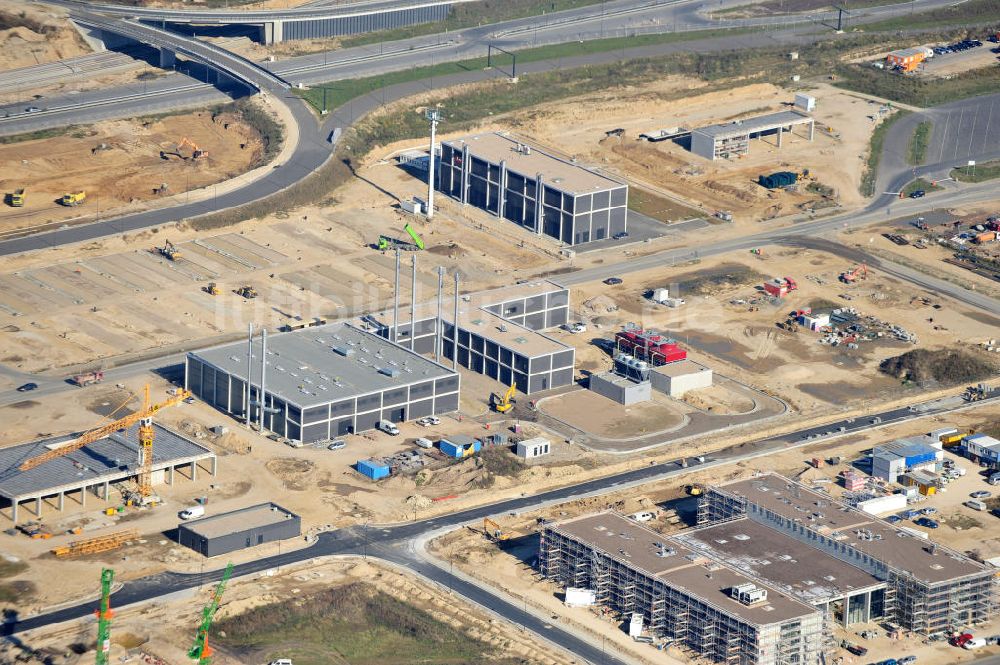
xmin=691 ymin=110 xmax=815 ymax=160
xmin=177 ymin=502 xmax=300 ymax=557
xmin=366 ymin=279 xmax=575 ymax=395
xmin=872 ymin=435 xmax=943 ymax=483
xmin=699 ymin=473 xmax=996 ymax=635
xmin=437 ymin=132 xmax=628 ymax=245
xmin=540 ymin=512 xmax=826 ymax=665
xmin=0 ymin=423 xmax=216 ymax=524
xmin=186 ymin=322 xmax=460 ymax=443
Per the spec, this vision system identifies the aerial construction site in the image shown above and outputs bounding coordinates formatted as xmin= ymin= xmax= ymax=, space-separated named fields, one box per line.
xmin=1 ymin=0 xmax=1000 ymax=663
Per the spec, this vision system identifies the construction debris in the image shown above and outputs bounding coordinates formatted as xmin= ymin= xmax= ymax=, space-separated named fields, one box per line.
xmin=51 ymin=529 xmax=139 ymax=558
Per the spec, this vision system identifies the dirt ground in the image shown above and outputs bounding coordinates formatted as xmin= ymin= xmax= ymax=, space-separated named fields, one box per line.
xmin=0 ymin=111 xmax=263 ymax=236
xmin=0 ymin=1 xmax=90 ymax=71
xmin=8 ymin=556 xmax=575 ymax=665
xmin=509 ymin=79 xmax=876 ymax=223
xmin=429 ymin=402 xmax=1000 ymax=665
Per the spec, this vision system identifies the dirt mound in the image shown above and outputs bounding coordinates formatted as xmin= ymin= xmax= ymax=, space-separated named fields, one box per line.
xmin=879 ymin=348 xmax=995 ymax=386
xmin=0 ymin=2 xmax=90 ymax=70
xmin=265 ymin=458 xmax=316 ymax=491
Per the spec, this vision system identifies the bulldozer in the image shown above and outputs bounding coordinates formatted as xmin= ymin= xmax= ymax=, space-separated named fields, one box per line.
xmin=234 ymin=285 xmax=258 ymax=299
xmin=492 ymin=382 xmax=515 ymax=414
xmin=157 ymin=239 xmax=181 ymax=261
xmin=7 ymin=188 xmax=25 ymax=207
xmin=61 ymin=191 xmax=86 ymax=206
xmin=203 ymin=282 xmax=221 ymax=296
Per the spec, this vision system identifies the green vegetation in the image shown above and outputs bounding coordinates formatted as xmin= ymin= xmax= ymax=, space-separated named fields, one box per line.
xmin=629 ymin=188 xmax=702 ymax=223
xmin=861 ymin=0 xmax=1000 ymax=31
xmin=233 ymin=98 xmax=284 ymax=166
xmin=879 ymin=348 xmax=996 ymax=386
xmin=340 ymin=0 xmax=607 ymax=48
xmin=713 ymin=0 xmax=909 ymax=17
xmin=295 ymin=27 xmax=759 ymax=114
xmin=835 ymin=62 xmax=1000 ymax=107
xmin=215 ymin=583 xmax=526 ymax=665
xmin=902 ymin=178 xmax=941 ymax=195
xmin=478 ymin=446 xmax=525 ymax=482
xmin=951 ymin=159 xmax=1000 ymax=183
xmin=860 ymin=110 xmax=909 ymax=197
xmin=0 ymin=126 xmax=76 ymax=144
xmin=907 ymin=121 xmax=932 ymax=165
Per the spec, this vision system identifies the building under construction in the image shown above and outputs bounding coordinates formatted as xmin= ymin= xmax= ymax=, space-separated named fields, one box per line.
xmin=539 ymin=512 xmax=827 ymax=665
xmin=699 ymin=473 xmax=998 ymax=635
xmin=0 ymin=423 xmax=216 ymax=523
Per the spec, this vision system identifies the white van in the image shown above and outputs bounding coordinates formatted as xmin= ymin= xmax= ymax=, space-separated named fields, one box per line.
xmin=964 ymin=499 xmax=987 ymax=511
xmin=377 ymin=420 xmax=400 ymax=436
xmin=414 ymin=437 xmax=434 ymax=449
xmin=179 ymin=505 xmax=205 ymax=520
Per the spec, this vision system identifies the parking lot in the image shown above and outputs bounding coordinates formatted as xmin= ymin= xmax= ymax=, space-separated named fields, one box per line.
xmin=921 ymin=38 xmax=999 ymax=78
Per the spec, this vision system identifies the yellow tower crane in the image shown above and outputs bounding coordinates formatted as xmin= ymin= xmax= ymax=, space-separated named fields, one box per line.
xmin=19 ymin=385 xmax=190 ymax=499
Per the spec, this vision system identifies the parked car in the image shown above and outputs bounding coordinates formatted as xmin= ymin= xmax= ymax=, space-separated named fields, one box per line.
xmin=963 ymin=637 xmax=987 ymax=650
xmin=898 ymin=656 xmax=917 ymax=665
xmin=568 ymin=322 xmax=587 ymax=333
xmin=970 ymin=490 xmax=992 ymax=499
xmin=179 ymin=505 xmax=205 ymax=520
xmin=920 ymin=507 xmax=937 ymax=515
xmin=914 ymin=517 xmax=939 ymax=528
xmin=909 ymin=190 xmax=926 ymax=199
xmin=16 ymin=382 xmax=37 ymax=392
xmin=327 ymin=439 xmax=346 ymax=451
xmin=414 ymin=437 xmax=434 ymax=449
xmin=416 ymin=416 xmax=440 ymax=427
xmin=902 ymin=509 xmax=921 ymax=520
xmin=25 ymin=106 xmax=41 ymax=113
xmin=965 ymin=499 xmax=988 ymax=511
xmin=603 ymin=277 xmax=623 ymax=285
xmin=988 ymin=472 xmax=1000 ymax=485
xmin=886 ymin=515 xmax=902 ymax=524
xmin=613 ymin=232 xmax=629 ymax=240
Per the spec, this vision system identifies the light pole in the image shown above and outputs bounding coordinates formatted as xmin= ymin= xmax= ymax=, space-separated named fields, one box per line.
xmin=425 ymin=107 xmax=441 ymax=220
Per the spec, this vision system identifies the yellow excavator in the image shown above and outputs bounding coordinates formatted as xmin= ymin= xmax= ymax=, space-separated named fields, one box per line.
xmin=492 ymin=382 xmax=515 ymax=413
xmin=157 ymin=239 xmax=181 ymax=261
xmin=484 ymin=517 xmax=510 ymax=544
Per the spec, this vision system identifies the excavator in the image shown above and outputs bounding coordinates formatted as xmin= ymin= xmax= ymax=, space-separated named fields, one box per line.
xmin=492 ymin=382 xmax=515 ymax=414
xmin=157 ymin=239 xmax=181 ymax=261
xmin=483 ymin=517 xmax=511 ymax=544
xmin=839 ymin=263 xmax=868 ymax=283
xmin=203 ymin=282 xmax=221 ymax=296
xmin=178 ymin=137 xmax=208 ymax=160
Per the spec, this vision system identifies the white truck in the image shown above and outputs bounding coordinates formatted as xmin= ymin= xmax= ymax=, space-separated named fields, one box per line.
xmin=179 ymin=505 xmax=205 ymax=520
xmin=377 ymin=420 xmax=400 ymax=436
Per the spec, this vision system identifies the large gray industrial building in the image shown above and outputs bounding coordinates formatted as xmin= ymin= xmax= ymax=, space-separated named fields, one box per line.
xmin=185 ymin=323 xmax=460 ymax=442
xmin=178 ymin=502 xmax=300 ymax=557
xmin=366 ymin=279 xmax=575 ymax=394
xmin=437 ymin=132 xmax=628 ymax=245
xmin=699 ymin=473 xmax=996 ymax=635
xmin=540 ymin=512 xmax=827 ymax=665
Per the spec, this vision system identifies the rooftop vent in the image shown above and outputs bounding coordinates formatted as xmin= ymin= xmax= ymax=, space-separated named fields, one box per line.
xmin=332 ymin=345 xmax=355 ymax=357
xmin=731 ymin=583 xmax=768 ymax=606
xmin=379 ymin=367 xmax=402 ymax=378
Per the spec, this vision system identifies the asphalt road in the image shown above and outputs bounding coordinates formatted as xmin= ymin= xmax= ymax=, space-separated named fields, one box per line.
xmin=7 ymin=390 xmax=997 ymax=657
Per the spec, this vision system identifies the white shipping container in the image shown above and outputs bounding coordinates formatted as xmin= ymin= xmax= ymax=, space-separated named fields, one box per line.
xmin=565 ymin=587 xmax=597 ymax=607
xmin=652 ymin=288 xmax=670 ymax=303
xmin=794 ymin=93 xmax=816 ymax=112
xmin=858 ymin=494 xmax=908 ymax=515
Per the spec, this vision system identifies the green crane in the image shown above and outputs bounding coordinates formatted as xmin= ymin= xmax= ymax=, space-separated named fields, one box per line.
xmin=96 ymin=568 xmax=114 ymax=665
xmin=188 ymin=562 xmax=234 ymax=665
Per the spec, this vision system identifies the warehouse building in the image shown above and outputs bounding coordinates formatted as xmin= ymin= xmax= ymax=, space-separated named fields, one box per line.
xmin=872 ymin=436 xmax=943 ymax=483
xmin=437 ymin=132 xmax=628 ymax=245
xmin=699 ymin=473 xmax=996 ymax=635
xmin=185 ymin=323 xmax=460 ymax=443
xmin=0 ymin=423 xmax=216 ymax=524
xmin=540 ymin=512 xmax=827 ymax=665
xmin=177 ymin=502 xmax=300 ymax=557
xmin=690 ymin=111 xmax=815 ymax=160
xmin=366 ymin=280 xmax=575 ymax=395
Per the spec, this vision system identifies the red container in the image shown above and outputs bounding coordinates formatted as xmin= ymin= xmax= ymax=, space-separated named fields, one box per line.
xmin=615 ymin=329 xmax=687 ymax=365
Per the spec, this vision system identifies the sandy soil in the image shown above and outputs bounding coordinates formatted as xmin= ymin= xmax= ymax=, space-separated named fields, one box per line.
xmin=0 ymin=1 xmax=90 ymax=72
xmin=8 ymin=556 xmax=575 ymax=665
xmin=429 ymin=402 xmax=1000 ymax=665
xmin=0 ymin=111 xmax=263 ymax=236
xmin=510 ymin=78 xmax=876 ymax=223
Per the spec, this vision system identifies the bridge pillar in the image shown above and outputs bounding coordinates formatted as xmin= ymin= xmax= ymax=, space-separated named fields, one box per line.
xmin=263 ymin=20 xmax=283 ymax=45
xmin=159 ymin=47 xmax=177 ymax=69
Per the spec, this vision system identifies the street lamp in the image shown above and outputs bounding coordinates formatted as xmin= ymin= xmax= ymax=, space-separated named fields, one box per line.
xmin=425 ymin=107 xmax=441 ymax=220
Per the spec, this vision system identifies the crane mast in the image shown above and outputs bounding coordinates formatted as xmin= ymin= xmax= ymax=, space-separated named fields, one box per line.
xmin=188 ymin=562 xmax=234 ymax=665
xmin=95 ymin=568 xmax=114 ymax=665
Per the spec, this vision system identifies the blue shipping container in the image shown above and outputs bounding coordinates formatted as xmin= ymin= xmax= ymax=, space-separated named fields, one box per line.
xmin=357 ymin=459 xmax=390 ymax=480
xmin=439 ymin=438 xmax=482 ymax=458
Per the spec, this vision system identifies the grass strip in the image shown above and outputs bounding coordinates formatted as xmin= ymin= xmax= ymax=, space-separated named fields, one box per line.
xmin=861 ymin=109 xmax=909 ymax=197
xmin=906 ymin=120 xmax=932 ymax=165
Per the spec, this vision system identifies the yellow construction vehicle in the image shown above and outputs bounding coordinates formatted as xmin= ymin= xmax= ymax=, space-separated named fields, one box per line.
xmin=157 ymin=239 xmax=181 ymax=261
xmin=234 ymin=285 xmax=258 ymax=299
xmin=61 ymin=191 xmax=86 ymax=206
xmin=19 ymin=385 xmax=190 ymax=502
xmin=484 ymin=517 xmax=510 ymax=543
xmin=492 ymin=382 xmax=515 ymax=414
xmin=203 ymin=282 xmax=221 ymax=295
xmin=8 ymin=188 xmax=25 ymax=207
xmin=685 ymin=484 xmax=705 ymax=496
xmin=178 ymin=136 xmax=207 ymax=160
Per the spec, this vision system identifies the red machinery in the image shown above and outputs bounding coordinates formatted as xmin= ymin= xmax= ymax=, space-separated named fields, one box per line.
xmin=763 ymin=276 xmax=797 ymax=298
xmin=615 ymin=327 xmax=687 ymax=366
